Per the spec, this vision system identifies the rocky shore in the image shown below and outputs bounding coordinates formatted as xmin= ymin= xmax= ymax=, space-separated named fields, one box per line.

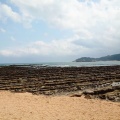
xmin=0 ymin=65 xmax=120 ymax=102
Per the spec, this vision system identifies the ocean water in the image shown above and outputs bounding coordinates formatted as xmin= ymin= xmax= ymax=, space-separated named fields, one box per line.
xmin=0 ymin=61 xmax=120 ymax=67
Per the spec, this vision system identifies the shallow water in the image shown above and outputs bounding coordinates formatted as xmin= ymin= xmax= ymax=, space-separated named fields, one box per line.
xmin=0 ymin=61 xmax=120 ymax=67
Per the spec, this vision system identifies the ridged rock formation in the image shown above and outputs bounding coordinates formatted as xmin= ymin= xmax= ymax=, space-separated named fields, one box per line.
xmin=0 ymin=66 xmax=120 ymax=102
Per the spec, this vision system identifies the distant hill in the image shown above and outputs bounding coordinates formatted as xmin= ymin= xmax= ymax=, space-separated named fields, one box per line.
xmin=74 ymin=54 xmax=120 ymax=62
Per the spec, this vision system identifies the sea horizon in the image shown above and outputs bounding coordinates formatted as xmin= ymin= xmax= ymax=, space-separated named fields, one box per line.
xmin=0 ymin=61 xmax=120 ymax=67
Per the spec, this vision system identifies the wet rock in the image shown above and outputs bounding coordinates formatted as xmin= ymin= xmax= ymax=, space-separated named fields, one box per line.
xmin=70 ymin=91 xmax=83 ymax=97
xmin=107 ymin=95 xmax=115 ymax=101
xmin=84 ymin=95 xmax=91 ymax=99
xmin=70 ymin=94 xmax=82 ymax=97
xmin=115 ymin=97 xmax=120 ymax=102
xmin=99 ymin=94 xmax=106 ymax=99
xmin=0 ymin=65 xmax=120 ymax=102
xmin=83 ymin=89 xmax=94 ymax=94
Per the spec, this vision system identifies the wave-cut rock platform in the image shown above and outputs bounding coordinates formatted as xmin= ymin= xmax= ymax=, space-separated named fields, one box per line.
xmin=0 ymin=65 xmax=120 ymax=102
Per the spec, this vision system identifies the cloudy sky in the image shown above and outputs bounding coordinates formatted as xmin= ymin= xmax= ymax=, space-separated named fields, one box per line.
xmin=0 ymin=0 xmax=120 ymax=63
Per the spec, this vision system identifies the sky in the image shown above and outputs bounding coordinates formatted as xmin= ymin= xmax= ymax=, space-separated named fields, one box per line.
xmin=0 ymin=0 xmax=120 ymax=63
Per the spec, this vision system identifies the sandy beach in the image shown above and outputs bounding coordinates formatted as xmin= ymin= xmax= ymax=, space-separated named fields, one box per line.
xmin=0 ymin=91 xmax=120 ymax=120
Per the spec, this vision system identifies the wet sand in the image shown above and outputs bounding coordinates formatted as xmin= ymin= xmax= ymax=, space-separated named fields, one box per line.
xmin=0 ymin=91 xmax=120 ymax=120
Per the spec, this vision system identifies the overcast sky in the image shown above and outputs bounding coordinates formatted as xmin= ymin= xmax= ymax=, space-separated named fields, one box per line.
xmin=0 ymin=0 xmax=120 ymax=63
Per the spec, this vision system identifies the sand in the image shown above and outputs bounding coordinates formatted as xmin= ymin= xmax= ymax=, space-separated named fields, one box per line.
xmin=0 ymin=91 xmax=120 ymax=120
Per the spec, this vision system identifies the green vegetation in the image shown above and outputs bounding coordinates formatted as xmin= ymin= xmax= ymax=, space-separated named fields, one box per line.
xmin=75 ymin=54 xmax=120 ymax=62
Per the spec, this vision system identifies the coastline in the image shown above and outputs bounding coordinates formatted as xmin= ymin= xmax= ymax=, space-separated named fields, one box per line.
xmin=0 ymin=65 xmax=120 ymax=102
xmin=1 ymin=61 xmax=120 ymax=67
xmin=0 ymin=65 xmax=120 ymax=120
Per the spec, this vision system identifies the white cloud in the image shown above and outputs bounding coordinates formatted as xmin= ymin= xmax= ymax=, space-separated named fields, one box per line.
xmin=0 ymin=36 xmax=90 ymax=57
xmin=0 ymin=28 xmax=6 ymax=33
xmin=0 ymin=3 xmax=21 ymax=22
xmin=10 ymin=0 xmax=120 ymax=49
xmin=0 ymin=33 xmax=119 ymax=58
xmin=9 ymin=0 xmax=120 ymax=30
xmin=0 ymin=50 xmax=15 ymax=57
xmin=1 ymin=0 xmax=120 ymax=35
xmin=0 ymin=0 xmax=120 ymax=59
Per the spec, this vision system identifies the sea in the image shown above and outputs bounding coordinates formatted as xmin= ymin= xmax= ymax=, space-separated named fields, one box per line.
xmin=0 ymin=61 xmax=120 ymax=67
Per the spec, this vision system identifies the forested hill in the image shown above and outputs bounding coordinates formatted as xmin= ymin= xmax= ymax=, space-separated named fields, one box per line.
xmin=75 ymin=54 xmax=120 ymax=62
